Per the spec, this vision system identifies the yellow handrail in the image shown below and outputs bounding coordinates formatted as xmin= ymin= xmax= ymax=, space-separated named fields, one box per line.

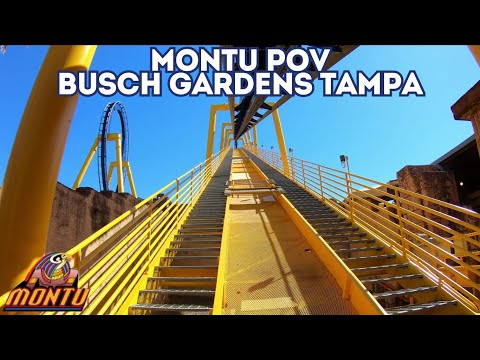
xmin=0 ymin=147 xmax=230 ymax=314
xmin=245 ymin=144 xmax=480 ymax=312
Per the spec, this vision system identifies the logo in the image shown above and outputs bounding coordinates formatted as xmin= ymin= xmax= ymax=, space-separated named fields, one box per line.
xmin=4 ymin=252 xmax=89 ymax=312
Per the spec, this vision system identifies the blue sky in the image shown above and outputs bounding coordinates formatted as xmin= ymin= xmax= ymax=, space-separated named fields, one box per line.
xmin=1 ymin=45 xmax=478 ymax=198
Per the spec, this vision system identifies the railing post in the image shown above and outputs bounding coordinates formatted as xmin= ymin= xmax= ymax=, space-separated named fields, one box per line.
xmin=317 ymin=164 xmax=324 ymax=200
xmin=291 ymin=156 xmax=295 ymax=180
xmin=345 ymin=172 xmax=354 ymax=221
xmin=394 ymin=189 xmax=407 ymax=258
xmin=190 ymin=169 xmax=194 ymax=204
xmin=146 ymin=198 xmax=153 ymax=273
xmin=301 ymin=161 xmax=306 ymax=189
xmin=176 ymin=178 xmax=180 ymax=229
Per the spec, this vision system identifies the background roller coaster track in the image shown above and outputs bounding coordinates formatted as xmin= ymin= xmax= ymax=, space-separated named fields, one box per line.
xmin=97 ymin=101 xmax=129 ymax=192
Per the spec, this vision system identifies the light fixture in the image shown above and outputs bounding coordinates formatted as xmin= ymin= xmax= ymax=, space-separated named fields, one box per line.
xmin=460 ymin=181 xmax=464 ymax=187
xmin=339 ymin=155 xmax=350 ymax=173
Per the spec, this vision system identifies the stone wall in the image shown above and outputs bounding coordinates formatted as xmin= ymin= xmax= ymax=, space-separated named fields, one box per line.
xmin=46 ymin=182 xmax=141 ymax=253
xmin=396 ymin=165 xmax=459 ymax=237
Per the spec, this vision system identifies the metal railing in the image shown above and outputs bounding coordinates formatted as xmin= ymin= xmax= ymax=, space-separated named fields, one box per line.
xmin=244 ymin=144 xmax=480 ymax=312
xmin=0 ymin=147 xmax=229 ymax=315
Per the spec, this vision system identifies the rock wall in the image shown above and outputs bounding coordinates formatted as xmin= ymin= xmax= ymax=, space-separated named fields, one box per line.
xmin=46 ymin=182 xmax=141 ymax=253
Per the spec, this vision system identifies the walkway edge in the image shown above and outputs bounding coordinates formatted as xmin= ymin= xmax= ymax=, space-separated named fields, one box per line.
xmin=275 ymin=194 xmax=387 ymax=315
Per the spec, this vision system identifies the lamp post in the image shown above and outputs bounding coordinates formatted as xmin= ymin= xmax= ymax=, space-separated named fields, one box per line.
xmin=340 ymin=154 xmax=350 ymax=173
xmin=340 ymin=154 xmax=354 ymax=220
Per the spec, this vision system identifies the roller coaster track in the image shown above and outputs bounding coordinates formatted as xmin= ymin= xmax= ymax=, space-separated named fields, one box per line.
xmin=97 ymin=101 xmax=129 ymax=192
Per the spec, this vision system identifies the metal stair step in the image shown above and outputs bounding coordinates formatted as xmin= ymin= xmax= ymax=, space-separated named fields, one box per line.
xmin=166 ymin=247 xmax=220 ymax=252
xmin=297 ymin=210 xmax=335 ymax=215
xmin=193 ymin=204 xmax=225 ymax=207
xmin=192 ymin=206 xmax=224 ymax=209
xmin=306 ymin=217 xmax=341 ymax=222
xmin=318 ymin=227 xmax=359 ymax=234
xmin=335 ymin=246 xmax=384 ymax=253
xmin=374 ymin=286 xmax=437 ymax=299
xmin=190 ymin=208 xmax=225 ymax=210
xmin=322 ymin=232 xmax=367 ymax=239
xmin=131 ymin=303 xmax=211 ymax=314
xmin=139 ymin=289 xmax=215 ymax=296
xmin=147 ymin=276 xmax=217 ymax=285
xmin=294 ymin=204 xmax=329 ymax=209
xmin=361 ymin=274 xmax=424 ymax=284
xmin=342 ymin=254 xmax=396 ymax=261
xmin=161 ymin=256 xmax=218 ymax=261
xmin=351 ymin=263 xmax=409 ymax=273
xmin=161 ymin=255 xmax=218 ymax=266
xmin=171 ymin=240 xmax=221 ymax=245
xmin=190 ymin=210 xmax=225 ymax=213
xmin=155 ymin=265 xmax=218 ymax=271
xmin=386 ymin=300 xmax=458 ymax=315
xmin=185 ymin=220 xmax=224 ymax=224
xmin=180 ymin=229 xmax=223 ymax=234
xmin=309 ymin=219 xmax=347 ymax=224
xmin=305 ymin=214 xmax=338 ymax=218
xmin=182 ymin=224 xmax=224 ymax=229
xmin=190 ymin=211 xmax=225 ymax=214
xmin=188 ymin=214 xmax=225 ymax=217
xmin=314 ymin=221 xmax=352 ymax=227
xmin=175 ymin=234 xmax=222 ymax=239
xmin=328 ymin=239 xmax=376 ymax=246
xmin=178 ymin=229 xmax=223 ymax=234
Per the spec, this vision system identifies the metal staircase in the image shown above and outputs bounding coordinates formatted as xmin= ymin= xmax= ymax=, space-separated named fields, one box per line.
xmin=130 ymin=150 xmax=232 ymax=314
xmin=246 ymin=150 xmax=468 ymax=315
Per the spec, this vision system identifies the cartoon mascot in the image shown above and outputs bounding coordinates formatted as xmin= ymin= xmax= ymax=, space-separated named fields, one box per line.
xmin=24 ymin=252 xmax=78 ymax=289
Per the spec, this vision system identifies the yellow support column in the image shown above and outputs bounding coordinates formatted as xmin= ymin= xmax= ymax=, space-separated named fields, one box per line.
xmin=220 ymin=124 xmax=225 ymax=150
xmin=0 ymin=45 xmax=96 ymax=295
xmin=468 ymin=45 xmax=480 ymax=67
xmin=107 ymin=162 xmax=116 ymax=186
xmin=245 ymin=130 xmax=252 ymax=145
xmin=220 ymin=122 xmax=230 ymax=150
xmin=272 ymin=109 xmax=291 ymax=176
xmin=113 ymin=133 xmax=124 ymax=193
xmin=206 ymin=106 xmax=218 ymax=161
xmin=124 ymin=161 xmax=138 ymax=198
xmin=205 ymin=104 xmax=230 ymax=161
xmin=72 ymin=137 xmax=99 ymax=190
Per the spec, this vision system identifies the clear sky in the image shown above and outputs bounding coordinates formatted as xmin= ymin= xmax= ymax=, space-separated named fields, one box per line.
xmin=1 ymin=45 xmax=479 ymax=198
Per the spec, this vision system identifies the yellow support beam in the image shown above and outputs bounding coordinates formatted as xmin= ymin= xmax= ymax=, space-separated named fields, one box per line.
xmin=205 ymin=104 xmax=230 ymax=161
xmin=0 ymin=45 xmax=97 ymax=295
xmin=272 ymin=109 xmax=291 ymax=176
xmin=245 ymin=130 xmax=252 ymax=145
xmin=223 ymin=129 xmax=233 ymax=149
xmin=212 ymin=195 xmax=231 ymax=314
xmin=124 ymin=161 xmax=137 ymax=198
xmin=73 ymin=133 xmax=135 ymax=198
xmin=468 ymin=45 xmax=480 ymax=67
xmin=72 ymin=137 xmax=99 ymax=190
xmin=220 ymin=122 xmax=231 ymax=150
xmin=252 ymin=126 xmax=258 ymax=155
xmin=107 ymin=161 xmax=116 ymax=186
